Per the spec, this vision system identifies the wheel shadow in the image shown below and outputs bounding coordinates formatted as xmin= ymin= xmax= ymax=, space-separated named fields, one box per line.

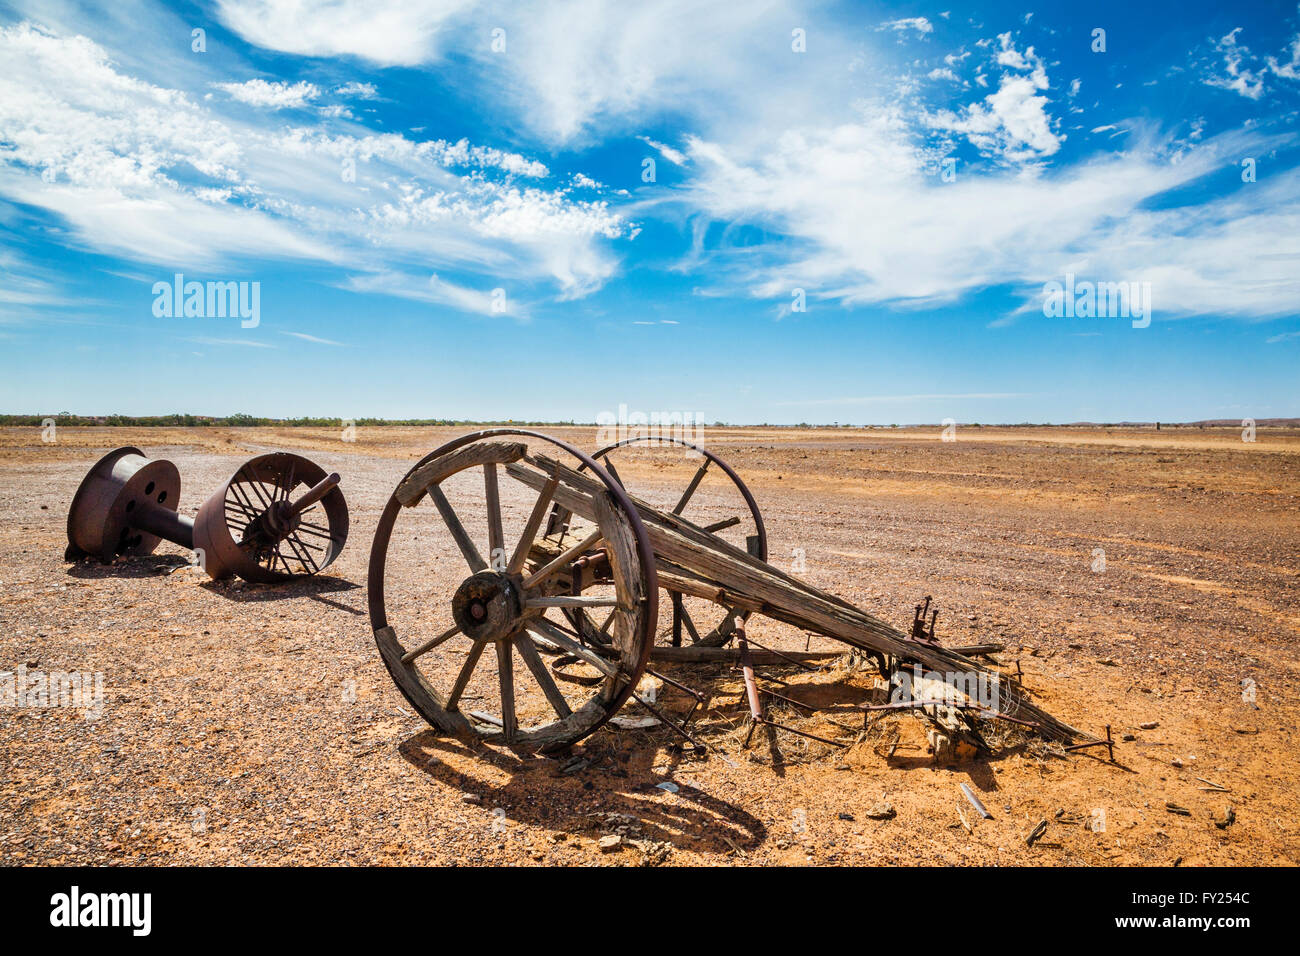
xmin=64 ymin=555 xmax=363 ymax=612
xmin=397 ymin=730 xmax=767 ymax=857
xmin=65 ymin=554 xmax=193 ymax=579
xmin=200 ymin=575 xmax=363 ymax=613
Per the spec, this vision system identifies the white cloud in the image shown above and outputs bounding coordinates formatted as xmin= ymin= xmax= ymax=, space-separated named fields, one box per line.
xmin=677 ymin=114 xmax=1300 ymax=319
xmin=342 ymin=271 xmax=514 ymax=317
xmin=214 ymin=0 xmax=475 ymax=67
xmin=925 ymin=34 xmax=1061 ymax=162
xmin=1205 ymin=28 xmax=1265 ymax=99
xmin=878 ymin=17 xmax=933 ymax=37
xmin=215 ymin=79 xmax=321 ymax=109
xmin=0 ymin=22 xmax=628 ymax=307
xmin=216 ymin=1 xmax=840 ymax=147
xmin=280 ymin=330 xmax=345 ymax=345
xmin=639 ymin=136 xmax=688 ymax=166
xmin=334 ymin=81 xmax=379 ymax=99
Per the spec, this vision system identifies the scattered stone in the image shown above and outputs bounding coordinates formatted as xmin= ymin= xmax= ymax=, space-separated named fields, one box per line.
xmin=1139 ymin=721 xmax=1159 ymax=730
xmin=597 ymin=834 xmax=622 ymax=852
xmin=1121 ymin=733 xmax=1136 ymax=742
xmin=460 ymin=793 xmax=482 ymax=806
xmin=838 ymin=812 xmax=855 ymax=821
xmin=1171 ymin=757 xmax=1183 ymax=768
xmin=865 ymin=797 xmax=895 ymax=820
xmin=1213 ymin=807 xmax=1236 ymax=830
xmin=655 ymin=781 xmax=679 ymax=794
xmin=1165 ymin=802 xmax=1191 ymax=816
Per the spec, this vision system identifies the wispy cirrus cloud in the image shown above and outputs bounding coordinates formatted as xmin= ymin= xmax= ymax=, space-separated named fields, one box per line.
xmin=0 ymin=19 xmax=632 ymax=310
xmin=280 ymin=330 xmax=345 ymax=345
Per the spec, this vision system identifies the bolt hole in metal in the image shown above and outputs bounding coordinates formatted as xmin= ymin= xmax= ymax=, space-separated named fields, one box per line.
xmin=144 ymin=481 xmax=155 ymax=495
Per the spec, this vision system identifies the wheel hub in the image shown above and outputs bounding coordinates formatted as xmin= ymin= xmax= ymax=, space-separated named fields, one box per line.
xmin=452 ymin=570 xmax=523 ymax=643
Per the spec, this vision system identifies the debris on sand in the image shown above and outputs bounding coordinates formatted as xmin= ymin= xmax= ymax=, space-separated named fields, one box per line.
xmin=865 ymin=796 xmax=896 ymax=820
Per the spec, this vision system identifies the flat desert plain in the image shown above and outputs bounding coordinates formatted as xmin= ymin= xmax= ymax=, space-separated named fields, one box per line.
xmin=1 ymin=424 xmax=1297 ymax=866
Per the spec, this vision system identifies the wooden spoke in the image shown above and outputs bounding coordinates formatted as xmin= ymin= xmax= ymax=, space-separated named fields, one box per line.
xmin=429 ymin=484 xmax=487 ymax=573
xmin=508 ymin=475 xmax=559 ymax=574
xmin=526 ymin=595 xmax=623 ymax=610
xmin=524 ymin=618 xmax=620 ymax=681
xmin=515 ymin=635 xmax=571 ymax=718
xmin=679 ymin=600 xmax=704 ymax=644
xmin=602 ymin=459 xmax=626 ymax=490
xmin=445 ymin=641 xmax=486 ymax=712
xmin=702 ymin=515 xmax=742 ymax=534
xmin=484 ymin=463 xmax=504 ymax=570
xmin=496 ymin=641 xmax=517 ymax=742
xmin=671 ymin=592 xmax=683 ymax=646
xmin=521 ymin=528 xmax=604 ymax=590
xmin=400 ymin=623 xmax=462 ymax=664
xmin=672 ymin=459 xmax=711 ymax=515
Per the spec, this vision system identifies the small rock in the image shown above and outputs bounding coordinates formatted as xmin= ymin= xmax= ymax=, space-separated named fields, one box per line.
xmin=1171 ymin=757 xmax=1183 ymax=768
xmin=1139 ymin=721 xmax=1159 ymax=730
xmin=1121 ymin=733 xmax=1136 ymax=742
xmin=838 ymin=812 xmax=855 ymax=821
xmin=1213 ymin=807 xmax=1236 ymax=830
xmin=865 ymin=798 xmax=896 ymax=820
xmin=461 ymin=793 xmax=482 ymax=805
xmin=597 ymin=834 xmax=622 ymax=852
xmin=655 ymin=782 xmax=679 ymax=794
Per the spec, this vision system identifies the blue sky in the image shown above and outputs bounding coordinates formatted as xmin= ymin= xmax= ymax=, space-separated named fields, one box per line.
xmin=1 ymin=0 xmax=1298 ymax=424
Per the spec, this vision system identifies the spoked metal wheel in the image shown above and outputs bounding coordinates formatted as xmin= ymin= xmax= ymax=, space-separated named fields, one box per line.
xmin=368 ymin=430 xmax=658 ymax=753
xmin=554 ymin=436 xmax=767 ymax=649
xmin=195 ymin=453 xmax=348 ymax=582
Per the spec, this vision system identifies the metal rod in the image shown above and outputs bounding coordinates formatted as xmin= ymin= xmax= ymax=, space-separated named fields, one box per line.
xmin=287 ymin=473 xmax=340 ymax=519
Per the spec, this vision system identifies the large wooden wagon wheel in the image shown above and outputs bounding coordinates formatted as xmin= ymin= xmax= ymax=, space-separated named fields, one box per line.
xmin=550 ymin=436 xmax=767 ymax=649
xmin=368 ymin=430 xmax=658 ymax=753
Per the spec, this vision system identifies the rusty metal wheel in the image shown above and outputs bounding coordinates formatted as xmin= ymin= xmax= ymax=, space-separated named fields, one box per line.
xmin=195 ymin=453 xmax=348 ymax=583
xmin=556 ymin=436 xmax=766 ymax=648
xmin=368 ymin=430 xmax=658 ymax=753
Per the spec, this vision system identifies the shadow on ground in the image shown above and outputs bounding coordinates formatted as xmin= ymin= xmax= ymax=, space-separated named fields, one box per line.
xmin=397 ymin=731 xmax=768 ymax=856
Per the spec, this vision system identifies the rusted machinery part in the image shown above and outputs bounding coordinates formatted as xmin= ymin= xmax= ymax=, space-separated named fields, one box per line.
xmin=573 ymin=435 xmax=767 ymax=648
xmin=368 ymin=429 xmax=659 ymax=753
xmin=195 ymin=453 xmax=348 ymax=583
xmin=66 ymin=447 xmax=347 ymax=583
xmin=66 ymin=446 xmax=184 ymax=562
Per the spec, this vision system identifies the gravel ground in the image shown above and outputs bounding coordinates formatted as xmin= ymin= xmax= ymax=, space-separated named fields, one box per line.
xmin=1 ymin=425 xmax=1297 ymax=866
